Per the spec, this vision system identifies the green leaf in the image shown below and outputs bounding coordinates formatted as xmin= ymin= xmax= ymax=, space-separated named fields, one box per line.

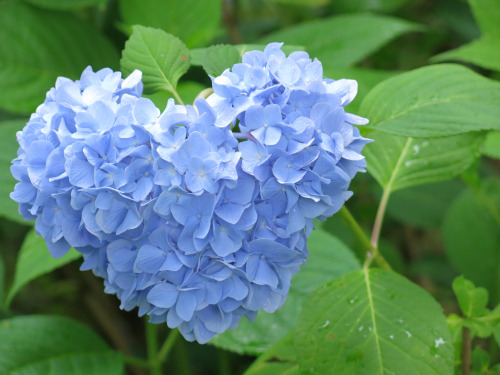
xmin=481 ymin=131 xmax=500 ymax=159
xmin=202 ymin=45 xmax=241 ymax=77
xmin=121 ymin=25 xmax=190 ymax=100
xmin=244 ymin=333 xmax=299 ymax=375
xmin=190 ymin=44 xmax=305 ymax=66
xmin=0 ymin=120 xmax=29 ymax=224
xmin=443 ymin=179 xmax=500 ymax=303
xmin=322 ymin=67 xmax=399 ymax=113
xmin=431 ymin=0 xmax=500 ymax=71
xmin=119 ymin=0 xmax=222 ymax=48
xmin=0 ymin=315 xmax=123 ymax=374
xmin=329 ymin=0 xmax=409 ymax=13
xmin=210 ymin=229 xmax=360 ymax=354
xmin=493 ymin=322 xmax=500 ymax=347
xmin=0 ymin=2 xmax=119 ymax=114
xmin=467 ymin=0 xmax=500 ymax=39
xmin=264 ymin=0 xmax=329 ymax=6
xmin=258 ymin=14 xmax=422 ymax=68
xmin=0 ymin=255 xmax=5 ymax=311
xmin=452 ymin=276 xmax=489 ymax=318
xmin=432 ymin=38 xmax=500 ymax=72
xmin=22 ymin=0 xmax=107 ymax=10
xmin=360 ymin=64 xmax=500 ymax=137
xmin=295 ymin=268 xmax=454 ymax=375
xmin=143 ymin=81 xmax=206 ymax=109
xmin=365 ymin=130 xmax=483 ymax=192
xmin=387 ymin=180 xmax=464 ymax=229
xmin=6 ymin=229 xmax=82 ymax=306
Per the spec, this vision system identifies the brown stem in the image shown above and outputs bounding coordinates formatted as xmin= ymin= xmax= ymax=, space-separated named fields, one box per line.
xmin=461 ymin=326 xmax=471 ymax=375
xmin=222 ymin=0 xmax=243 ymax=44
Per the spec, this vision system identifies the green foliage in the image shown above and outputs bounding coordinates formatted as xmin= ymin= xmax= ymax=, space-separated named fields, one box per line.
xmin=444 ymin=180 xmax=500 ymax=302
xmin=0 ymin=255 xmax=5 ymax=311
xmin=386 ymin=180 xmax=464 ymax=229
xmin=0 ymin=1 xmax=118 ymax=114
xmin=202 ymin=45 xmax=242 ymax=77
xmin=450 ymin=276 xmax=500 ymax=341
xmin=119 ymin=0 xmax=222 ymax=48
xmin=294 ymin=268 xmax=454 ymax=374
xmin=364 ymin=130 xmax=482 ymax=192
xmin=22 ymin=0 xmax=107 ymax=10
xmin=329 ymin=0 xmax=409 ymax=13
xmin=0 ymin=120 xmax=28 ymax=224
xmin=0 ymin=315 xmax=124 ymax=374
xmin=258 ymin=14 xmax=422 ymax=69
xmin=453 ymin=276 xmax=489 ymax=318
xmin=211 ymin=229 xmax=360 ymax=354
xmin=121 ymin=26 xmax=191 ymax=100
xmin=6 ymin=230 xmax=82 ymax=307
xmin=432 ymin=0 xmax=500 ymax=72
xmin=360 ymin=64 xmax=500 ymax=137
xmin=481 ymin=131 xmax=500 ymax=159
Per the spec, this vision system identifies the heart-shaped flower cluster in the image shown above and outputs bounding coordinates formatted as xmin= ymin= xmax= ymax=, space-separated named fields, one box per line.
xmin=11 ymin=44 xmax=370 ymax=343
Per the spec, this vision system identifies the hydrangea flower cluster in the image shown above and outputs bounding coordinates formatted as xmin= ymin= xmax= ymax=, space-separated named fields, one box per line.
xmin=11 ymin=44 xmax=370 ymax=343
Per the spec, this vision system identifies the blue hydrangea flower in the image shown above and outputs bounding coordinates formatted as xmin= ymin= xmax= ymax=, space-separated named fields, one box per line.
xmin=11 ymin=66 xmax=156 ymax=257
xmin=11 ymin=45 xmax=370 ymax=345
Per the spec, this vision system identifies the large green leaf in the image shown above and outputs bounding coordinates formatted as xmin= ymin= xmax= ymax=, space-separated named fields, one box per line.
xmin=202 ymin=45 xmax=241 ymax=77
xmin=360 ymin=64 xmax=500 ymax=137
xmin=481 ymin=131 xmax=500 ymax=159
xmin=0 ymin=120 xmax=28 ymax=224
xmin=329 ymin=0 xmax=409 ymax=13
xmin=295 ymin=268 xmax=454 ymax=375
xmin=323 ymin=67 xmax=399 ymax=113
xmin=6 ymin=229 xmax=82 ymax=306
xmin=258 ymin=14 xmax=422 ymax=68
xmin=22 ymin=0 xmax=106 ymax=10
xmin=365 ymin=130 xmax=482 ymax=192
xmin=210 ymin=229 xmax=360 ymax=354
xmin=0 ymin=315 xmax=123 ymax=374
xmin=443 ymin=179 xmax=500 ymax=303
xmin=0 ymin=2 xmax=119 ymax=114
xmin=432 ymin=0 xmax=500 ymax=72
xmin=432 ymin=38 xmax=500 ymax=73
xmin=119 ymin=0 xmax=222 ymax=48
xmin=121 ymin=26 xmax=190 ymax=99
xmin=386 ymin=180 xmax=464 ymax=229
xmin=190 ymin=44 xmax=305 ymax=66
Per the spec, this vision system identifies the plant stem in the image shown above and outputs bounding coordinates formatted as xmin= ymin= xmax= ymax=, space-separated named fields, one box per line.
xmin=123 ymin=355 xmax=151 ymax=369
xmin=371 ymin=187 xmax=390 ymax=249
xmin=462 ymin=326 xmax=471 ymax=375
xmin=172 ymin=89 xmax=185 ymax=106
xmin=339 ymin=206 xmax=392 ymax=270
xmin=157 ymin=329 xmax=180 ymax=365
xmin=146 ymin=321 xmax=161 ymax=375
xmin=195 ymin=88 xmax=214 ymax=101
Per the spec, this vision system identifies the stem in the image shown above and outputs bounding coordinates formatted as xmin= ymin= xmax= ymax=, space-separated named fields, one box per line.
xmin=370 ymin=187 xmax=391 ymax=249
xmin=339 ymin=206 xmax=392 ymax=270
xmin=195 ymin=88 xmax=214 ymax=101
xmin=157 ymin=329 xmax=180 ymax=365
xmin=123 ymin=355 xmax=151 ymax=369
xmin=461 ymin=326 xmax=471 ymax=375
xmin=146 ymin=321 xmax=161 ymax=375
xmin=218 ymin=350 xmax=232 ymax=375
xmin=172 ymin=89 xmax=185 ymax=106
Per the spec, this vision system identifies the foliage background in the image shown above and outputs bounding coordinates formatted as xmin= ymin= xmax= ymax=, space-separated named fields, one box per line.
xmin=0 ymin=0 xmax=499 ymax=374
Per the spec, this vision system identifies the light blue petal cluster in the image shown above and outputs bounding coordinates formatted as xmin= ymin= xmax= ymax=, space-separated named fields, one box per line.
xmin=11 ymin=43 xmax=370 ymax=345
xmin=207 ymin=42 xmax=371 ymax=238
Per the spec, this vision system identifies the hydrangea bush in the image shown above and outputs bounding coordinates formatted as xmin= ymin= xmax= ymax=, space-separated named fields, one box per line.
xmin=11 ymin=44 xmax=370 ymax=343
